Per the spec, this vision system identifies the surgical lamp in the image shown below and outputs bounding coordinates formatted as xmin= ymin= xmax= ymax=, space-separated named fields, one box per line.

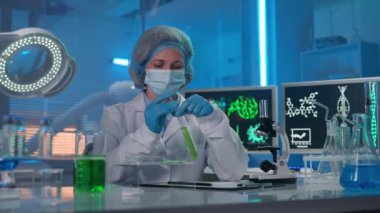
xmin=0 ymin=27 xmax=75 ymax=98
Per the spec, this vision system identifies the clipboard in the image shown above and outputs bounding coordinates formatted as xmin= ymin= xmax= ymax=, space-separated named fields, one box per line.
xmin=141 ymin=180 xmax=268 ymax=190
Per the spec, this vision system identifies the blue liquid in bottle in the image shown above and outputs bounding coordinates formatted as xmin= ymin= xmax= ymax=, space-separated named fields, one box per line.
xmin=340 ymin=164 xmax=380 ymax=189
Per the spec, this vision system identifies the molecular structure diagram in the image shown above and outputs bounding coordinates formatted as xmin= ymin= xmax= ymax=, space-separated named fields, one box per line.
xmin=286 ymin=92 xmax=319 ymax=118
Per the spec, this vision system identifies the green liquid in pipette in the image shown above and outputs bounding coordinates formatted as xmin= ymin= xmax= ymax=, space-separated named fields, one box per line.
xmin=181 ymin=127 xmax=198 ymax=160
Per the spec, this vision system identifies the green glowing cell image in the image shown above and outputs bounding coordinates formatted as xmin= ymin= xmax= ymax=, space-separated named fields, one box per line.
xmin=227 ymin=96 xmax=258 ymax=119
xmin=370 ymin=82 xmax=378 ymax=148
xmin=247 ymin=123 xmax=266 ymax=144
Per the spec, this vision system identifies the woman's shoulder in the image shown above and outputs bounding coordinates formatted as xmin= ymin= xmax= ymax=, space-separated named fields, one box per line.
xmin=104 ymin=92 xmax=145 ymax=114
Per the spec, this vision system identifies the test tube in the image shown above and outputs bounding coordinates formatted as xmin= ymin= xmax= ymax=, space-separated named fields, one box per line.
xmin=171 ymin=93 xmax=198 ymax=161
xmin=177 ymin=117 xmax=198 ymax=160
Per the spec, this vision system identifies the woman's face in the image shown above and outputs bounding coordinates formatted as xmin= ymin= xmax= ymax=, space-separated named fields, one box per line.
xmin=144 ymin=48 xmax=186 ymax=100
xmin=146 ymin=48 xmax=184 ymax=70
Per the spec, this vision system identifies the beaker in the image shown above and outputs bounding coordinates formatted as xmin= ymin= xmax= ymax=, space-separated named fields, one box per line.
xmin=39 ymin=168 xmax=63 ymax=205
xmin=74 ymin=155 xmax=105 ymax=193
xmin=74 ymin=131 xmax=105 ymax=193
xmin=340 ymin=113 xmax=380 ymax=189
xmin=317 ymin=117 xmax=343 ymax=177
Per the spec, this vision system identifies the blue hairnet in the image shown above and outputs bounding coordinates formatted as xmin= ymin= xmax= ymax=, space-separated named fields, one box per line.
xmin=129 ymin=25 xmax=194 ymax=89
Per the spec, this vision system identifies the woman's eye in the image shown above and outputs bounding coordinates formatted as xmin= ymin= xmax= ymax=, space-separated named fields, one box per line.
xmin=172 ymin=64 xmax=184 ymax=70
xmin=153 ymin=63 xmax=164 ymax=68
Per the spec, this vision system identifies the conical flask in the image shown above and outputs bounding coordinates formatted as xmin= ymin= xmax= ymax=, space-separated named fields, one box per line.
xmin=340 ymin=113 xmax=380 ymax=189
xmin=317 ymin=117 xmax=342 ymax=177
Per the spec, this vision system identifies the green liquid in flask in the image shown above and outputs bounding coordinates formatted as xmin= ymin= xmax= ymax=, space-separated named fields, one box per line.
xmin=181 ymin=127 xmax=198 ymax=160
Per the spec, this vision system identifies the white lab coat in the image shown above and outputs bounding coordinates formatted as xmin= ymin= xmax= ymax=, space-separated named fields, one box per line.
xmin=100 ymin=92 xmax=248 ymax=185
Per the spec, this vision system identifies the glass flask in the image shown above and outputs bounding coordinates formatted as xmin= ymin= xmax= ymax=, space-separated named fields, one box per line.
xmin=340 ymin=113 xmax=380 ymax=189
xmin=317 ymin=117 xmax=343 ymax=177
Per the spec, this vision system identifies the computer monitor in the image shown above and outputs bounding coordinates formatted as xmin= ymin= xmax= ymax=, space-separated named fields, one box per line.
xmin=185 ymin=86 xmax=277 ymax=151
xmin=282 ymin=77 xmax=380 ymax=154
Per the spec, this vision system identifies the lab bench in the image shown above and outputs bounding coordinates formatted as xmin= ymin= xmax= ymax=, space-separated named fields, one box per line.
xmin=1 ymin=178 xmax=380 ymax=212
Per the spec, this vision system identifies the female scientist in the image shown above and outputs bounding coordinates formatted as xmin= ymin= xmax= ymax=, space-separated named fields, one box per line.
xmin=101 ymin=25 xmax=248 ymax=184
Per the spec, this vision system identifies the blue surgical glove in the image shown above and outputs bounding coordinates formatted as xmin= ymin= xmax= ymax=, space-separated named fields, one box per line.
xmin=145 ymin=90 xmax=178 ymax=133
xmin=174 ymin=94 xmax=213 ymax=117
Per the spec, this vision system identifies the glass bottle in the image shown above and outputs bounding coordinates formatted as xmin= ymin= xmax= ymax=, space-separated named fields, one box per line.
xmin=1 ymin=115 xmax=17 ymax=157
xmin=15 ymin=118 xmax=26 ymax=157
xmin=0 ymin=115 xmax=17 ymax=188
xmin=340 ymin=113 xmax=380 ymax=189
xmin=38 ymin=118 xmax=54 ymax=157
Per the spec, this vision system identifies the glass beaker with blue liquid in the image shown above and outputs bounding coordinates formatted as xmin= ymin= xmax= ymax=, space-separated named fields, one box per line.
xmin=340 ymin=113 xmax=380 ymax=189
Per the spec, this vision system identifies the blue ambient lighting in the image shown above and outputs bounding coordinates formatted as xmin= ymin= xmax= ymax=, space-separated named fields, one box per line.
xmin=258 ymin=0 xmax=267 ymax=86
xmin=112 ymin=58 xmax=129 ymax=66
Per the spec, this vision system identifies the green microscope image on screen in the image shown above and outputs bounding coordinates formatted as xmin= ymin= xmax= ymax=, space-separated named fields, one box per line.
xmin=227 ymin=96 xmax=258 ymax=120
xmin=210 ymin=96 xmax=266 ymax=145
xmin=247 ymin=123 xmax=267 ymax=144
xmin=185 ymin=88 xmax=274 ymax=150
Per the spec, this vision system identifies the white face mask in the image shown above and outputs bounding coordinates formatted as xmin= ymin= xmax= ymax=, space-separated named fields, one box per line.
xmin=145 ymin=69 xmax=186 ymax=96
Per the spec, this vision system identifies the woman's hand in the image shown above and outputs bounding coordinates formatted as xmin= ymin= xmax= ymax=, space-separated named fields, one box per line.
xmin=145 ymin=91 xmax=178 ymax=133
xmin=174 ymin=94 xmax=213 ymax=117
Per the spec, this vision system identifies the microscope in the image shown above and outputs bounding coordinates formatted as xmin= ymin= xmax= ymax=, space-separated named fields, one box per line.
xmin=249 ymin=100 xmax=296 ymax=183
